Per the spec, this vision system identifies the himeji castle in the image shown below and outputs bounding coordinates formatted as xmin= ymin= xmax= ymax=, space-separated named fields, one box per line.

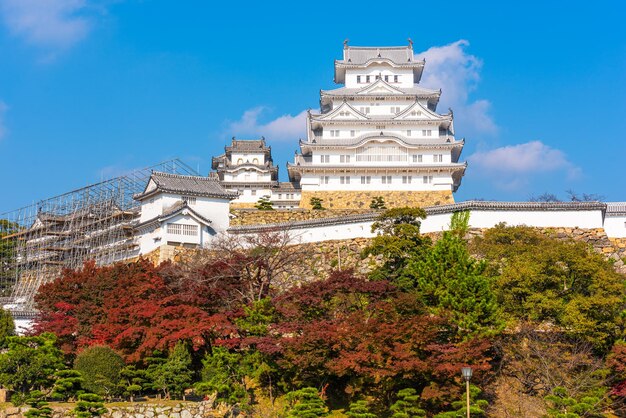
xmin=287 ymin=40 xmax=466 ymax=209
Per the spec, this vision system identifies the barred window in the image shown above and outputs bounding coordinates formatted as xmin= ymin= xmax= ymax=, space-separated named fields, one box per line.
xmin=167 ymin=224 xmax=198 ymax=236
xmin=182 ymin=224 xmax=198 ymax=236
xmin=182 ymin=196 xmax=196 ymax=205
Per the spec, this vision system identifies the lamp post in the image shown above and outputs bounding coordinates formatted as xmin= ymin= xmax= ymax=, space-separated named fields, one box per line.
xmin=461 ymin=367 xmax=473 ymax=418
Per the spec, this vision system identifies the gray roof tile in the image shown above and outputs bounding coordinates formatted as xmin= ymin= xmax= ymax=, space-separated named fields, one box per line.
xmin=341 ymin=46 xmax=414 ymax=65
xmin=134 ymin=172 xmax=237 ymax=200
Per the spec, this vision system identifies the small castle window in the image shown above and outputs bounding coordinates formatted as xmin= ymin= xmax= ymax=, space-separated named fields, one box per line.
xmin=253 ymin=158 xmax=259 ymax=164
xmin=237 ymin=158 xmax=243 ymax=164
xmin=182 ymin=196 xmax=196 ymax=205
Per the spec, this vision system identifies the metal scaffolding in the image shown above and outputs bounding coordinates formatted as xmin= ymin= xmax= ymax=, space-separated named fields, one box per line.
xmin=0 ymin=159 xmax=198 ymax=312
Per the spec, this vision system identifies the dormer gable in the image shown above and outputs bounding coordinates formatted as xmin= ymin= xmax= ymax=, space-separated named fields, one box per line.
xmin=312 ymin=101 xmax=369 ymax=121
xmin=357 ymin=79 xmax=406 ymax=96
xmin=394 ymin=101 xmax=449 ymax=121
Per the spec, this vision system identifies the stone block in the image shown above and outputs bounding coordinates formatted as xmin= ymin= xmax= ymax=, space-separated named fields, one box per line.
xmin=299 ymin=190 xmax=454 ymax=209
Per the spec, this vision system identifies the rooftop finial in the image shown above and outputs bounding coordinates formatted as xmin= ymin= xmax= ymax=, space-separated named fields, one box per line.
xmin=408 ymin=37 xmax=413 ymax=47
xmin=343 ymin=38 xmax=349 ymax=48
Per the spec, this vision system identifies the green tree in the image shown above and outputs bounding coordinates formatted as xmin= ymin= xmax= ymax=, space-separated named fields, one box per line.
xmin=255 ymin=195 xmax=274 ymax=210
xmin=51 ymin=369 xmax=84 ymax=401
xmin=196 ymin=346 xmax=254 ymax=406
xmin=148 ymin=341 xmax=193 ymax=400
xmin=74 ymin=345 xmax=124 ymax=399
xmin=285 ymin=387 xmax=329 ymax=417
xmin=402 ymin=212 xmax=503 ymax=337
xmin=0 ymin=307 xmax=15 ymax=348
xmin=544 ymin=386 xmax=604 ymax=418
xmin=369 ymin=196 xmax=386 ymax=210
xmin=310 ymin=197 xmax=325 ymax=210
xmin=0 ymin=333 xmax=64 ymax=404
xmin=472 ymin=224 xmax=625 ymax=350
xmin=345 ymin=400 xmax=376 ymax=418
xmin=362 ymin=207 xmax=430 ymax=281
xmin=433 ymin=385 xmax=488 ymax=418
xmin=119 ymin=365 xmax=146 ymax=402
xmin=73 ymin=393 xmax=107 ymax=418
xmin=24 ymin=391 xmax=53 ymax=418
xmin=389 ymin=388 xmax=426 ymax=418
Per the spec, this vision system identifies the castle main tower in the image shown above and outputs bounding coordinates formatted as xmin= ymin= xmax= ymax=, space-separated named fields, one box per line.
xmin=288 ymin=41 xmax=466 ymax=209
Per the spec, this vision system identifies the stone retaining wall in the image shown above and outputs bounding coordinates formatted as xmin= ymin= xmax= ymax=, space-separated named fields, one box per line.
xmin=299 ymin=190 xmax=454 ymax=209
xmin=0 ymin=401 xmax=229 ymax=418
xmin=230 ymin=208 xmax=373 ymax=226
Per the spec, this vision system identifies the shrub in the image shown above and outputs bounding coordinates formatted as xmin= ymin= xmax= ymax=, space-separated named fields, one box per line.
xmin=74 ymin=345 xmax=124 ymax=398
xmin=310 ymin=197 xmax=325 ymax=210
xmin=255 ymin=195 xmax=274 ymax=210
xmin=73 ymin=393 xmax=107 ymax=418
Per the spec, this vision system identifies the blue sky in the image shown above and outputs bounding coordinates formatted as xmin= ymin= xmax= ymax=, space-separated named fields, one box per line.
xmin=0 ymin=0 xmax=625 ymax=213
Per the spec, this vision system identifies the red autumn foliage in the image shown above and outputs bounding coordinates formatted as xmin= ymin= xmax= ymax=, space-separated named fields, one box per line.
xmin=34 ymin=259 xmax=238 ymax=361
xmin=608 ymin=341 xmax=626 ymax=396
xmin=255 ymin=269 xmax=492 ymax=401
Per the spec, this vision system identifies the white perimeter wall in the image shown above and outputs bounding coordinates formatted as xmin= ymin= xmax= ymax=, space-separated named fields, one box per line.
xmin=231 ymin=207 xmax=608 ymax=245
xmin=605 ymin=215 xmax=626 ymax=238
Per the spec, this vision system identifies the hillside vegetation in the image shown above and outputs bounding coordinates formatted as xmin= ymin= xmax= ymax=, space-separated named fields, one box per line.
xmin=2 ymin=209 xmax=626 ymax=417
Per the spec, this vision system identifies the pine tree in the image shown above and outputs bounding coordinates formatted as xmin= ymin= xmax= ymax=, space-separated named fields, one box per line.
xmin=255 ymin=195 xmax=274 ymax=210
xmin=148 ymin=342 xmax=193 ymax=400
xmin=369 ymin=196 xmax=386 ymax=210
xmin=119 ymin=365 xmax=146 ymax=402
xmin=24 ymin=391 xmax=53 ymax=418
xmin=346 ymin=400 xmax=376 ymax=418
xmin=285 ymin=387 xmax=329 ymax=417
xmin=73 ymin=393 xmax=107 ymax=418
xmin=389 ymin=388 xmax=426 ymax=418
xmin=310 ymin=197 xmax=325 ymax=210
xmin=433 ymin=385 xmax=488 ymax=418
xmin=403 ymin=211 xmax=503 ymax=338
xmin=51 ymin=369 xmax=84 ymax=401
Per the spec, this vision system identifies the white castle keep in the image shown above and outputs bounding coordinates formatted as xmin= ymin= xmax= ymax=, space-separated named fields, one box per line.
xmin=288 ymin=41 xmax=465 ymax=209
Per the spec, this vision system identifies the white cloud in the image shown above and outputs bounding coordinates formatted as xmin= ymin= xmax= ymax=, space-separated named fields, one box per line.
xmin=225 ymin=107 xmax=308 ymax=141
xmin=415 ymin=40 xmax=497 ymax=137
xmin=0 ymin=0 xmax=92 ymax=51
xmin=0 ymin=101 xmax=7 ymax=140
xmin=469 ymin=141 xmax=581 ymax=190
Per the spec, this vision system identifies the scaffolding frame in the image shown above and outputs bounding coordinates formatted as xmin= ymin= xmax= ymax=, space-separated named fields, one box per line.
xmin=0 ymin=159 xmax=199 ymax=312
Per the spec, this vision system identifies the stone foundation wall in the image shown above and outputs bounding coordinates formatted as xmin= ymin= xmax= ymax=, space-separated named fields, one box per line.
xmin=0 ymin=400 xmax=228 ymax=418
xmin=229 ymin=202 xmax=257 ymax=209
xmin=230 ymin=208 xmax=373 ymax=226
xmin=299 ymin=190 xmax=454 ymax=209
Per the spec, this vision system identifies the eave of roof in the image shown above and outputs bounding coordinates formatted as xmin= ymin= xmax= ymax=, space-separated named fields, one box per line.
xmin=135 ymin=202 xmax=213 ymax=230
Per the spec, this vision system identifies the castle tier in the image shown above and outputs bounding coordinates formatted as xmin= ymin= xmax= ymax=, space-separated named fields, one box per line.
xmin=288 ymin=42 xmax=466 ymax=209
xmin=212 ymin=138 xmax=301 ymax=209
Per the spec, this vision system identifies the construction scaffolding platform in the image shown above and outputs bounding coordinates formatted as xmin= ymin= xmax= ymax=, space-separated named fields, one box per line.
xmin=0 ymin=159 xmax=199 ymax=312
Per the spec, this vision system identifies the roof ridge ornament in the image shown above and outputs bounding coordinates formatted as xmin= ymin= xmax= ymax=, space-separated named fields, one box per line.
xmin=408 ymin=37 xmax=413 ymax=48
